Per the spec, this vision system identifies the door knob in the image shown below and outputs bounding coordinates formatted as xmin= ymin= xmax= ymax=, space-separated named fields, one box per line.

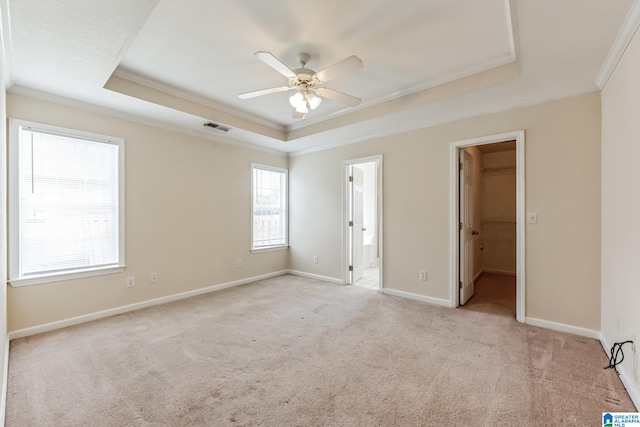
xmin=472 ymin=230 xmax=479 ymax=236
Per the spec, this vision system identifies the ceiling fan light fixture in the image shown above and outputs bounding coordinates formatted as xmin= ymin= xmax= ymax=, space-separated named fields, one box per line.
xmin=306 ymin=93 xmax=321 ymax=110
xmin=289 ymin=92 xmax=305 ymax=110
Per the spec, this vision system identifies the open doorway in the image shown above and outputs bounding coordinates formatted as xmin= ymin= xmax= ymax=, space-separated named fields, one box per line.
xmin=344 ymin=156 xmax=383 ymax=290
xmin=459 ymin=142 xmax=517 ymax=317
xmin=450 ymin=131 xmax=525 ymax=322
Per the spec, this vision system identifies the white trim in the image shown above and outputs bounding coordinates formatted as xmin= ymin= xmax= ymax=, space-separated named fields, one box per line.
xmin=596 ymin=0 xmax=640 ymax=88
xmin=505 ymin=0 xmax=520 ymax=65
xmin=600 ymin=336 xmax=640 ymax=410
xmin=0 ymin=0 xmax=14 ymax=87
xmin=249 ymin=246 xmax=288 ymax=254
xmin=287 ymin=270 xmax=343 ymax=284
xmin=473 ymin=269 xmax=484 ymax=283
xmin=342 ymin=155 xmax=384 ymax=290
xmin=8 ymin=81 xmax=595 ymax=160
xmin=525 ymin=317 xmax=601 ymax=340
xmin=288 ymin=85 xmax=597 ymax=158
xmin=8 ymin=86 xmax=288 ymax=157
xmin=112 ymin=68 xmax=284 ymax=133
xmin=287 ymin=54 xmax=516 ymax=134
xmin=450 ymin=131 xmax=526 ymax=322
xmin=9 ymin=266 xmax=125 ymax=287
xmin=382 ymin=288 xmax=450 ymax=307
xmin=0 ymin=335 xmax=8 ymax=426
xmin=8 ymin=270 xmax=288 ymax=340
xmin=8 ymin=119 xmax=126 ymax=286
xmin=251 ymin=163 xmax=288 ymax=251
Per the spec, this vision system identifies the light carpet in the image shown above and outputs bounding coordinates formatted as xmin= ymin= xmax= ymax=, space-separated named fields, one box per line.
xmin=6 ymin=274 xmax=636 ymax=426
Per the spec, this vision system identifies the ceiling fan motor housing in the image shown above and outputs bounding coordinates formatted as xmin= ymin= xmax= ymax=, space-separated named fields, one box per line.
xmin=290 ymin=68 xmax=318 ymax=90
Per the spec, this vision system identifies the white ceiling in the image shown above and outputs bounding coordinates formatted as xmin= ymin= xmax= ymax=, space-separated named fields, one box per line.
xmin=1 ymin=0 xmax=636 ymax=154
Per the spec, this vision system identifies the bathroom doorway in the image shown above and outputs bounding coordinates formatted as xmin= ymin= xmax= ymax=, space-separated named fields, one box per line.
xmin=344 ymin=156 xmax=382 ymax=290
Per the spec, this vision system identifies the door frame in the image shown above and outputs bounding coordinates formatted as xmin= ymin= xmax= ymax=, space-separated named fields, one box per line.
xmin=449 ymin=131 xmax=526 ymax=322
xmin=343 ymin=155 xmax=383 ymax=288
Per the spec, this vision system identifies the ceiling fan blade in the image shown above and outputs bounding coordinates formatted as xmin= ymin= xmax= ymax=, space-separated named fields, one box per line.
xmin=292 ymin=109 xmax=305 ymax=119
xmin=314 ymin=55 xmax=363 ymax=83
xmin=254 ymin=51 xmax=297 ymax=79
xmin=238 ymin=86 xmax=292 ymax=99
xmin=316 ymin=87 xmax=361 ymax=107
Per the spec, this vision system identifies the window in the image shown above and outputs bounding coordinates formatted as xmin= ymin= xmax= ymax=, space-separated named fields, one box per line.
xmin=9 ymin=119 xmax=125 ymax=286
xmin=251 ymin=164 xmax=288 ymax=250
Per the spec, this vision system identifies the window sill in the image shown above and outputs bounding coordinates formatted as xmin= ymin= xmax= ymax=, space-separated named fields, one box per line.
xmin=9 ymin=265 xmax=126 ymax=287
xmin=250 ymin=245 xmax=289 ymax=254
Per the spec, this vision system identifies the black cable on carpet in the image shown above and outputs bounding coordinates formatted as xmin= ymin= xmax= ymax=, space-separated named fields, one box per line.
xmin=605 ymin=341 xmax=633 ymax=373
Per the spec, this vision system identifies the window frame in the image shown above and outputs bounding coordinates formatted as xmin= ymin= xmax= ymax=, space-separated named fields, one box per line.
xmin=8 ymin=119 xmax=126 ymax=287
xmin=250 ymin=163 xmax=289 ymax=252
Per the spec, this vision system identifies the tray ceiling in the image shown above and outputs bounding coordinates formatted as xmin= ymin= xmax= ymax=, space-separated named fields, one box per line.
xmin=2 ymin=0 xmax=635 ymax=153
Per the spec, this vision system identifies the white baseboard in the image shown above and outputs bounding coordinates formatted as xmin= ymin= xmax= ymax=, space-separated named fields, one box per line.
xmin=382 ymin=288 xmax=450 ymax=307
xmin=287 ymin=270 xmax=344 ymax=284
xmin=525 ymin=317 xmax=601 ymax=339
xmin=8 ymin=270 xmax=289 ymax=340
xmin=600 ymin=336 xmax=640 ymax=411
xmin=1 ymin=335 xmax=8 ymax=427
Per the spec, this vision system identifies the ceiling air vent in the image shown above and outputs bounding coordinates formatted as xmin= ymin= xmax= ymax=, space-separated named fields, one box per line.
xmin=203 ymin=122 xmax=230 ymax=133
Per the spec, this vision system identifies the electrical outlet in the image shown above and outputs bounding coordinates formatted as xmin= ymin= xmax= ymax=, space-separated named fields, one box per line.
xmin=150 ymin=272 xmax=158 ymax=284
xmin=126 ymin=276 xmax=135 ymax=288
xmin=313 ymin=256 xmax=318 ymax=264
xmin=237 ymin=259 xmax=244 ymax=268
xmin=419 ymin=271 xmax=427 ymax=281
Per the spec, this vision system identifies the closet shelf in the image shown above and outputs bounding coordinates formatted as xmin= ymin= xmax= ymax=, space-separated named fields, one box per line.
xmin=482 ymin=220 xmax=516 ymax=225
xmin=481 ymin=166 xmax=516 ymax=173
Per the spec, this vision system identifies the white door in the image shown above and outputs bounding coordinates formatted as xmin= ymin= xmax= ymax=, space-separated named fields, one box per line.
xmin=351 ymin=166 xmax=364 ymax=283
xmin=459 ymin=149 xmax=475 ymax=305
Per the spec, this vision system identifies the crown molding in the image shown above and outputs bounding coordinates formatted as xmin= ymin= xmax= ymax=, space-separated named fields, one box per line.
xmin=113 ymin=68 xmax=285 ymax=132
xmin=7 ymin=85 xmax=287 ymax=157
xmin=0 ymin=0 xmax=14 ymax=87
xmin=596 ymin=0 xmax=640 ymax=88
xmin=287 ymin=54 xmax=517 ymax=134
xmin=289 ymin=83 xmax=599 ymax=157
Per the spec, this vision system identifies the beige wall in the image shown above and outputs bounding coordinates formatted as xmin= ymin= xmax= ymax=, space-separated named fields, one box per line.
xmin=4 ymin=89 xmax=603 ymax=333
xmin=290 ymin=92 xmax=602 ymax=330
xmin=7 ymin=94 xmax=288 ymax=331
xmin=481 ymin=149 xmax=516 ymax=274
xmin=602 ymin=25 xmax=640 ymax=397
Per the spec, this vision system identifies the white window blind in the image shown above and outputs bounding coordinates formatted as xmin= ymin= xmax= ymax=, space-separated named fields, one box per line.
xmin=251 ymin=164 xmax=288 ymax=250
xmin=9 ymin=120 xmax=124 ymax=285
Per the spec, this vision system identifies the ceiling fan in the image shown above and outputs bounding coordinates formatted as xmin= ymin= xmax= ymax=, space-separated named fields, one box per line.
xmin=238 ymin=51 xmax=363 ymax=119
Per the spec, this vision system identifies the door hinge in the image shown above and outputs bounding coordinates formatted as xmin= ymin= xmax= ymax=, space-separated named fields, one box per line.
xmin=459 ymin=162 xmax=463 ymax=171
xmin=349 ymin=265 xmax=353 ymax=271
xmin=459 ymin=222 xmax=463 ymax=230
xmin=349 ymin=220 xmax=353 ymax=226
xmin=349 ymin=175 xmax=353 ymax=182
xmin=459 ymin=281 xmax=463 ymax=289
